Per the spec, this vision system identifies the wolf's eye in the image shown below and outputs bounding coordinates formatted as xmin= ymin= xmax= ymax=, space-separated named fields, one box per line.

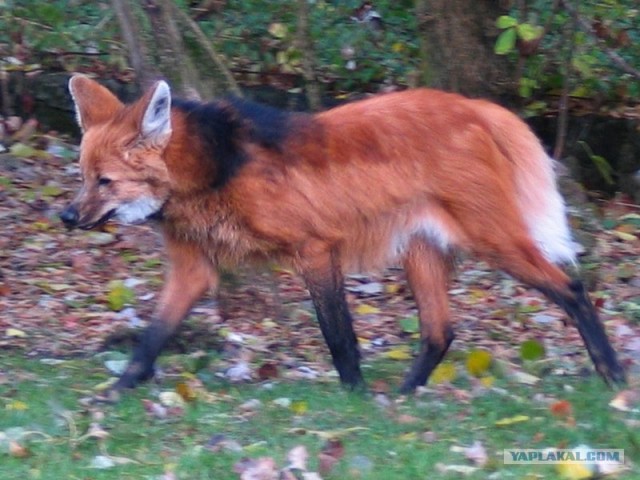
xmin=98 ymin=177 xmax=112 ymax=187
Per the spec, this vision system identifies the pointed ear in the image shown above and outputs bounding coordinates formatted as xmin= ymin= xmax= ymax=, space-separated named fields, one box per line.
xmin=139 ymin=81 xmax=172 ymax=146
xmin=68 ymin=75 xmax=123 ymax=131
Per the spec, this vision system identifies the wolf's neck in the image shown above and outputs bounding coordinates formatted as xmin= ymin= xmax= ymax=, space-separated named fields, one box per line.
xmin=162 ymin=109 xmax=218 ymax=193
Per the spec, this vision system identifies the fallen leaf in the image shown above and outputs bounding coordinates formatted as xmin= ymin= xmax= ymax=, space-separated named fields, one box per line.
xmin=398 ymin=316 xmax=420 ymax=334
xmin=142 ymin=399 xmax=168 ymax=419
xmin=495 ymin=415 xmax=530 ymax=426
xmin=509 ymin=371 xmax=541 ymax=386
xmin=466 ymin=350 xmax=492 ymax=377
xmin=435 ymin=463 xmax=478 ymax=476
xmin=5 ymin=400 xmax=28 ymax=411
xmin=104 ymin=359 xmax=128 ymax=376
xmin=85 ymin=422 xmax=109 ymax=440
xmin=205 ymin=434 xmax=243 ymax=453
xmin=272 ymin=397 xmax=292 ymax=408
xmin=611 ymin=230 xmax=637 ymax=242
xmin=520 ymin=339 xmax=546 ymax=360
xmin=176 ymin=382 xmax=197 ymax=402
xmin=347 ymin=281 xmax=383 ymax=295
xmin=373 ymin=393 xmax=392 ymax=409
xmin=86 ymin=231 xmax=117 ymax=246
xmin=465 ymin=441 xmax=488 ymax=467
xmin=286 ymin=445 xmax=309 ymax=470
xmin=226 ymin=361 xmax=252 ymax=382
xmin=429 ymin=362 xmax=457 ymax=384
xmin=398 ymin=432 xmax=418 ymax=441
xmin=550 ymin=400 xmax=573 ymax=418
xmin=318 ymin=438 xmax=344 ymax=475
xmin=239 ymin=399 xmax=263 ymax=413
xmin=9 ymin=441 xmax=29 ymax=458
xmin=287 ymin=427 xmax=368 ymax=440
xmin=609 ymin=390 xmax=640 ymax=412
xmin=290 ymin=400 xmax=308 ymax=415
xmin=41 ymin=184 xmax=63 ymax=197
xmin=89 ymin=455 xmax=116 ymax=469
xmin=479 ymin=375 xmax=495 ymax=388
xmin=5 ymin=328 xmax=27 ymax=338
xmin=257 ymin=362 xmax=279 ymax=380
xmin=233 ymin=457 xmax=278 ymax=480
xmin=370 ymin=379 xmax=390 ymax=394
xmin=106 ymin=280 xmax=135 ymax=311
xmin=355 ymin=303 xmax=380 ymax=315
xmin=9 ymin=142 xmax=38 ymax=158
xmin=555 ymin=461 xmax=594 ymax=479
xmin=396 ymin=414 xmax=421 ymax=424
xmin=385 ymin=282 xmax=401 ymax=294
xmin=268 ymin=22 xmax=288 ymax=39
xmin=384 ymin=346 xmax=412 ymax=361
xmin=159 ymin=391 xmax=186 ymax=408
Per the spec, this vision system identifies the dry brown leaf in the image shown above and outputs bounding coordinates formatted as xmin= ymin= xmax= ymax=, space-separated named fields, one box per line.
xmin=318 ymin=438 xmax=344 ymax=475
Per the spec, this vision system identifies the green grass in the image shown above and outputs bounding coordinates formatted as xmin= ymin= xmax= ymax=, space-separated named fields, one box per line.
xmin=1 ymin=354 xmax=638 ymax=479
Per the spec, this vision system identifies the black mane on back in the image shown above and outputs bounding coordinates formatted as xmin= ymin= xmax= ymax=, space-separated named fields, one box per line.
xmin=172 ymin=97 xmax=298 ymax=189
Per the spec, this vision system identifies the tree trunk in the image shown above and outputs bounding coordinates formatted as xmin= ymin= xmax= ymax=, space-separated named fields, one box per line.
xmin=111 ymin=0 xmax=157 ymax=90
xmin=296 ymin=0 xmax=321 ymax=111
xmin=141 ymin=0 xmax=212 ymax=98
xmin=416 ymin=0 xmax=510 ymax=99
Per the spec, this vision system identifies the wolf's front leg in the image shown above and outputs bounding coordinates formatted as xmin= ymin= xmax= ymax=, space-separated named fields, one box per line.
xmin=298 ymin=244 xmax=364 ymax=390
xmin=111 ymin=236 xmax=218 ymax=394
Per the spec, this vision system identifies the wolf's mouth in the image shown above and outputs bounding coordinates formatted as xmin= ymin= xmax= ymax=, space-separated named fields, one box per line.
xmin=78 ymin=209 xmax=116 ymax=230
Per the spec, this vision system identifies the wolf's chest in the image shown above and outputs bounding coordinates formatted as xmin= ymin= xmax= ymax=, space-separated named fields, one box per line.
xmin=163 ymin=197 xmax=276 ymax=267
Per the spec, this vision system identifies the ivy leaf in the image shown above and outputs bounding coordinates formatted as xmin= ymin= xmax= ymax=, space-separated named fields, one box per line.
xmin=495 ymin=28 xmax=517 ymax=55
xmin=496 ymin=15 xmax=518 ymax=29
xmin=268 ymin=22 xmax=288 ymax=39
xmin=516 ymin=23 xmax=544 ymax=41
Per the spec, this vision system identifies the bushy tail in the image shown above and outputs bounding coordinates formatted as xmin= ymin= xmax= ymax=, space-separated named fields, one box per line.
xmin=472 ymin=100 xmax=577 ymax=265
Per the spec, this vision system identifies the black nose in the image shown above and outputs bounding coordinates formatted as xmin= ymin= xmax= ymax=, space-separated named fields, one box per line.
xmin=59 ymin=205 xmax=79 ymax=229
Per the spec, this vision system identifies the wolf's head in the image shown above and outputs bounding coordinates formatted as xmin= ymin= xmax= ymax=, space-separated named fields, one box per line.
xmin=60 ymin=76 xmax=172 ymax=230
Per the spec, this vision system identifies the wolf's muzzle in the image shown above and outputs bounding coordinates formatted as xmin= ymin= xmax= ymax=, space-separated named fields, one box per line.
xmin=59 ymin=205 xmax=79 ymax=230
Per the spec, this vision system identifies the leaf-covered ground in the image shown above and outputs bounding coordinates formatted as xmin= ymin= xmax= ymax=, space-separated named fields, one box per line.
xmin=1 ymin=143 xmax=639 ymax=377
xmin=1 ymin=141 xmax=640 ymax=478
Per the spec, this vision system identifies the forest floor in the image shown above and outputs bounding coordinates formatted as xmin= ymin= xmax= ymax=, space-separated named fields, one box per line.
xmin=1 ymin=139 xmax=640 ymax=478
xmin=1 ymin=140 xmax=639 ymax=377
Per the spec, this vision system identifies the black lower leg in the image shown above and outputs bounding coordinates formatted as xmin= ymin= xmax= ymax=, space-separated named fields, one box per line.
xmin=400 ymin=327 xmax=455 ymax=393
xmin=305 ymin=276 xmax=364 ymax=390
xmin=540 ymin=279 xmax=625 ymax=385
xmin=113 ymin=320 xmax=175 ymax=390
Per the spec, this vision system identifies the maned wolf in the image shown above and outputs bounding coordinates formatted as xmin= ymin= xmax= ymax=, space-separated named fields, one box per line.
xmin=60 ymin=75 xmax=625 ymax=397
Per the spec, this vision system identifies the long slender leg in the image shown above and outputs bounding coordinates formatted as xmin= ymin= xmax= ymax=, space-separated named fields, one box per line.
xmin=298 ymin=245 xmax=364 ymax=389
xmin=485 ymin=239 xmax=626 ymax=385
xmin=400 ymin=238 xmax=455 ymax=393
xmin=538 ymin=279 xmax=626 ymax=385
xmin=112 ymin=235 xmax=218 ymax=392
xmin=435 ymin=148 xmax=625 ymax=386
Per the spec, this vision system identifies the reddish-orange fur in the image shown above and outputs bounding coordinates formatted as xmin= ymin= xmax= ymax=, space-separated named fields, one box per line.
xmin=61 ymin=77 xmax=625 ymax=394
